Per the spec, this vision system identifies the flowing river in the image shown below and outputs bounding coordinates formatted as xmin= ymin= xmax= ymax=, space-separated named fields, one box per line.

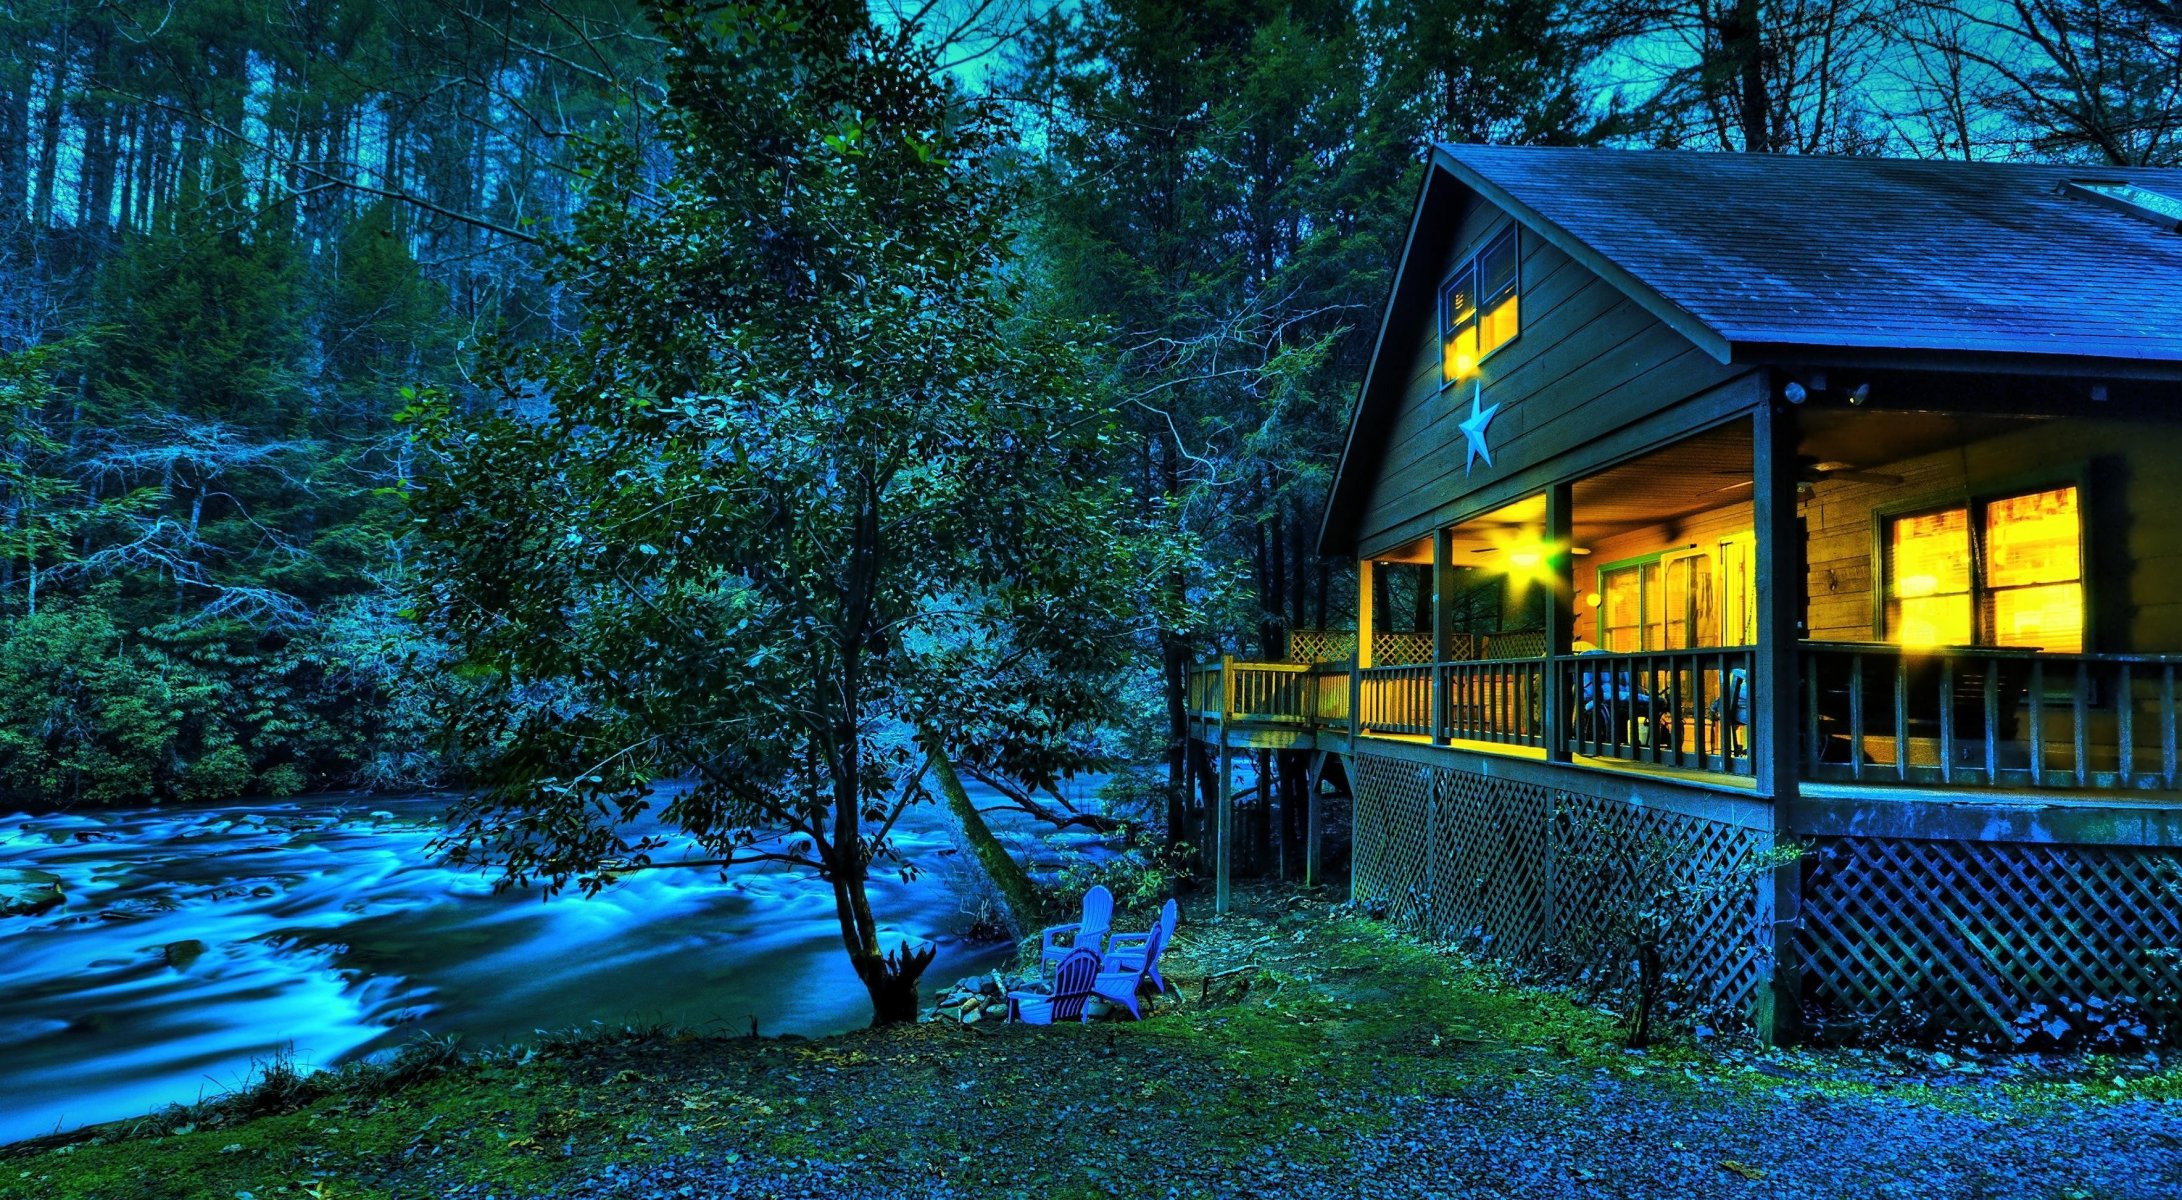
xmin=0 ymin=782 xmax=1101 ymax=1144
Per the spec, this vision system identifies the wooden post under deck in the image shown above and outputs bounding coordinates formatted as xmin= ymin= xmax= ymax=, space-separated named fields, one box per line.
xmin=1215 ymin=653 xmax=1234 ymax=916
xmin=1300 ymin=750 xmax=1317 ymax=894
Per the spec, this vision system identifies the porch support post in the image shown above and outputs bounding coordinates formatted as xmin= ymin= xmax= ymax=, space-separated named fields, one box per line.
xmin=1752 ymin=385 xmax=1804 ymax=1043
xmin=1431 ymin=528 xmax=1454 ymax=744
xmin=1215 ymin=653 xmax=1234 ymax=916
xmin=1356 ymin=558 xmax=1376 ymax=669
xmin=1543 ymin=481 xmax=1575 ymax=763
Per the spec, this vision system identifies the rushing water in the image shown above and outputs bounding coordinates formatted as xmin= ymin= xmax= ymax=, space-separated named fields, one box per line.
xmin=0 ymin=782 xmax=1101 ymax=1144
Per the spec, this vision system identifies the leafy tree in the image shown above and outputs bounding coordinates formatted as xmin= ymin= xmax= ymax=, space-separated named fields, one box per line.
xmin=408 ymin=0 xmax=1140 ymax=1023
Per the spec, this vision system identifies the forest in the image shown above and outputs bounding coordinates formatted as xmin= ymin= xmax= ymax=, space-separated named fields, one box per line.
xmin=0 ymin=0 xmax=2177 ymax=819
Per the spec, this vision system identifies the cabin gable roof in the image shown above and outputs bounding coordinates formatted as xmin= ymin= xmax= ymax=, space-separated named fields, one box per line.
xmin=1319 ymin=145 xmax=2182 ymax=557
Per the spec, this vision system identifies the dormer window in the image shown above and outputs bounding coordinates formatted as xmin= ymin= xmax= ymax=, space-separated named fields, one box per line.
xmin=1441 ymin=226 xmax=1520 ymax=383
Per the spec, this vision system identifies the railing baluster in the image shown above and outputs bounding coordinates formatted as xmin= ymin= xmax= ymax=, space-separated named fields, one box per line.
xmin=2166 ymin=665 xmax=2178 ymax=790
xmin=2073 ymin=659 xmax=2090 ymax=788
xmin=1805 ymin=659 xmax=1820 ymax=774
xmin=1849 ymin=654 xmax=1865 ymax=783
xmin=2029 ymin=659 xmax=2046 ymax=787
xmin=2119 ymin=664 xmax=2136 ymax=788
xmin=1893 ymin=655 xmax=1910 ymax=782
xmin=1983 ymin=658 xmax=2000 ymax=786
xmin=1939 ymin=656 xmax=1955 ymax=786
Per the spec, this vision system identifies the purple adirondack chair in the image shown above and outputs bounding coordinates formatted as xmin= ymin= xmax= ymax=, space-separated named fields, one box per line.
xmin=1039 ymin=885 xmax=1113 ymax=981
xmin=1091 ymin=907 xmax=1174 ymax=1020
xmin=1007 ymin=947 xmax=1100 ymax=1025
xmin=1100 ymin=898 xmax=1178 ymax=995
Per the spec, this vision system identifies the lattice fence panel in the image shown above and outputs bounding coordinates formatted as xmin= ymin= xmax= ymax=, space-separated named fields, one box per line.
xmin=1800 ymin=836 xmax=2182 ymax=1045
xmin=1350 ymin=756 xmax=1435 ymax=927
xmin=1286 ymin=629 xmax=1358 ymax=665
xmin=1346 ymin=752 xmax=1773 ymax=1022
xmin=1429 ymin=772 xmax=1553 ymax=959
xmin=1373 ymin=632 xmax=1435 ymax=666
xmin=1552 ymin=795 xmax=1772 ymax=1019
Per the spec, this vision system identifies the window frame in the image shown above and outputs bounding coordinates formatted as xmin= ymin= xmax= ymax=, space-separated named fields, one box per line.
xmin=1870 ymin=468 xmax=2094 ymax=652
xmin=1438 ymin=224 xmax=1521 ymax=388
xmin=1596 ymin=537 xmax=1755 ymax=653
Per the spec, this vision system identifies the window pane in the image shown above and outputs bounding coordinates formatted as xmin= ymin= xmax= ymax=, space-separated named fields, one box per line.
xmin=1479 ymin=294 xmax=1519 ymax=355
xmin=1443 ymin=323 xmax=1479 ymax=383
xmin=1479 ymin=230 xmax=1518 ymax=304
xmin=1897 ymin=595 xmax=1974 ymax=648
xmin=1986 ymin=485 xmax=2080 ymax=587
xmin=1891 ymin=508 xmax=1971 ymax=598
xmin=1690 ymin=555 xmax=1718 ymax=647
xmin=1665 ymin=558 xmax=1690 ymax=650
xmin=1477 ymin=230 xmax=1519 ymax=355
xmin=1721 ymin=538 xmax=1753 ymax=646
xmin=1441 ymin=267 xmax=1475 ymax=336
xmin=1639 ymin=561 xmax=1662 ymax=651
xmin=1992 ymin=582 xmax=2083 ymax=652
xmin=1603 ymin=568 xmax=1640 ymax=652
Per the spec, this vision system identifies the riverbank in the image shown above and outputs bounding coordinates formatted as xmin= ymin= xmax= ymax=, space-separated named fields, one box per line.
xmin=8 ymin=886 xmax=2182 ymax=1200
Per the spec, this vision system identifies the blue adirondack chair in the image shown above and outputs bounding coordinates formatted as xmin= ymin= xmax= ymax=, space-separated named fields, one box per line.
xmin=1008 ymin=947 xmax=1101 ymax=1024
xmin=1092 ymin=907 xmax=1175 ymax=1021
xmin=1039 ymin=885 xmax=1113 ymax=981
xmin=1100 ymin=898 xmax=1178 ymax=995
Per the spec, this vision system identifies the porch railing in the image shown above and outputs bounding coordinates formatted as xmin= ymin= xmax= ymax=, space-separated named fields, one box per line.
xmin=1557 ymin=648 xmax=1756 ymax=777
xmin=1359 ymin=663 xmax=1434 ymax=736
xmin=1440 ymin=657 xmax=1549 ymax=747
xmin=1190 ymin=639 xmax=2182 ymax=794
xmin=1800 ymin=641 xmax=2182 ymax=790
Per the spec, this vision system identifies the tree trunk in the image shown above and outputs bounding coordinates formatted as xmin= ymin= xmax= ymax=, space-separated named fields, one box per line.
xmin=1721 ymin=0 xmax=1770 ymax=153
xmin=924 ymin=735 xmax=1042 ymax=933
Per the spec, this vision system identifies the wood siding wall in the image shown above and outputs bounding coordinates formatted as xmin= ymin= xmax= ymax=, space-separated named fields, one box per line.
xmin=1355 ymin=192 xmax=1745 ymax=556
xmin=1800 ymin=417 xmax=2182 ymax=653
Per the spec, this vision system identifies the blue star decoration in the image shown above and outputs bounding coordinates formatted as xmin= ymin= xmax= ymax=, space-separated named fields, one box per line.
xmin=1458 ymin=382 xmax=1499 ymax=476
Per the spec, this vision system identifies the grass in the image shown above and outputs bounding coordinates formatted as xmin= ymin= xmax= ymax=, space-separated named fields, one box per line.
xmin=6 ymin=886 xmax=2178 ymax=1199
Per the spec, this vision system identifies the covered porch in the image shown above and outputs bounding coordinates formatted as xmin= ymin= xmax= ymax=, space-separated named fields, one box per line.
xmin=1195 ymin=402 xmax=2182 ymax=802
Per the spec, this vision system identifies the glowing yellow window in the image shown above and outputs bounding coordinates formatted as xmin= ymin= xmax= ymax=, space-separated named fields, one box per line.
xmin=1476 ymin=229 xmax=1520 ymax=356
xmin=1985 ymin=485 xmax=2082 ymax=652
xmin=1885 ymin=486 xmax=2084 ymax=651
xmin=1441 ymin=227 xmax=1518 ymax=383
xmin=1888 ymin=508 xmax=1973 ymax=647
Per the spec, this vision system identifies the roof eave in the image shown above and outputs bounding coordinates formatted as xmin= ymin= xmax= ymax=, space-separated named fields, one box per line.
xmin=1727 ymin=339 xmax=2182 ymax=380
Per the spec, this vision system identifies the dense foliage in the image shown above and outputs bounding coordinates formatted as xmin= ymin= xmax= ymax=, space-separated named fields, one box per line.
xmin=0 ymin=0 xmax=2174 ymax=820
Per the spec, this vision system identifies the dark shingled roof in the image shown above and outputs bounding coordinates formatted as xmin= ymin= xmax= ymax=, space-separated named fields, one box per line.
xmin=1437 ymin=143 xmax=2182 ymax=363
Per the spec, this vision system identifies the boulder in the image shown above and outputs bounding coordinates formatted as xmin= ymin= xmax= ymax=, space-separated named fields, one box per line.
xmin=164 ymin=939 xmax=207 ymax=971
xmin=0 ymin=868 xmax=63 ymax=917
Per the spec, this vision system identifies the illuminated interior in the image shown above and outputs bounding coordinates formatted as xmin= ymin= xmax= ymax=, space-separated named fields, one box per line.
xmin=1985 ymin=485 xmax=2083 ymax=652
xmin=1885 ymin=484 xmax=2082 ymax=652
xmin=1440 ymin=227 xmax=1518 ymax=383
xmin=1888 ymin=508 xmax=1973 ymax=647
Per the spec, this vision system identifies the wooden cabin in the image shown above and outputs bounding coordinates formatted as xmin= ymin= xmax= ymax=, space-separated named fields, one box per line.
xmin=1189 ymin=145 xmax=2182 ymax=1045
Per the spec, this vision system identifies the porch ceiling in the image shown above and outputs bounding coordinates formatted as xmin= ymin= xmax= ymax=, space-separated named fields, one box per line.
xmin=1571 ymin=422 xmax=1752 ymax=545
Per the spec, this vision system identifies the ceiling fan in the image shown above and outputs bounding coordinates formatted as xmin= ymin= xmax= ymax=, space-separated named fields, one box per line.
xmin=1709 ymin=457 xmax=1903 ymax=492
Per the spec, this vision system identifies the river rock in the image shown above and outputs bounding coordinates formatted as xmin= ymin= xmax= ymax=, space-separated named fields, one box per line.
xmin=164 ymin=939 xmax=207 ymax=971
xmin=0 ymin=869 xmax=64 ymax=917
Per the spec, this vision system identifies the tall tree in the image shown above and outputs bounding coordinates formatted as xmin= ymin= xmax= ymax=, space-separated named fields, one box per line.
xmin=409 ymin=0 xmax=1140 ymax=1023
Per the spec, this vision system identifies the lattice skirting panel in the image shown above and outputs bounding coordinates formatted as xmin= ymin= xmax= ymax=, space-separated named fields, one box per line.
xmin=1349 ymin=754 xmax=1775 ymax=1023
xmin=1799 ymin=836 xmax=2182 ymax=1046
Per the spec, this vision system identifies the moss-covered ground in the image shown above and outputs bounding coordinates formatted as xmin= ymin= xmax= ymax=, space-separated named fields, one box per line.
xmin=7 ymin=887 xmax=2180 ymax=1199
